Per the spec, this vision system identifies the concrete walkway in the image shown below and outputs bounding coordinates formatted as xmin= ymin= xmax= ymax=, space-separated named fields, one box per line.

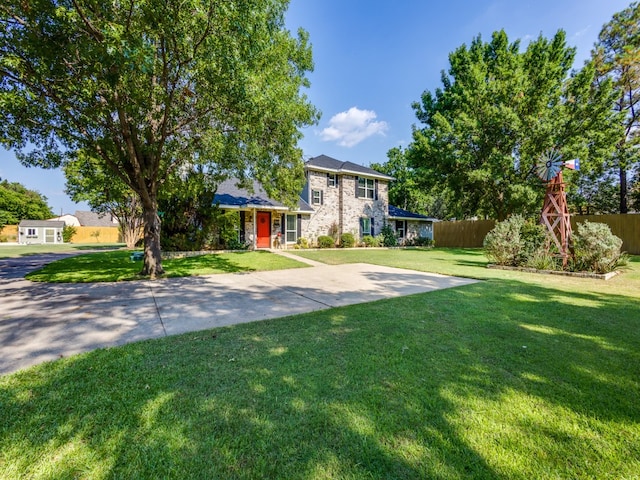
xmin=0 ymin=253 xmax=477 ymax=375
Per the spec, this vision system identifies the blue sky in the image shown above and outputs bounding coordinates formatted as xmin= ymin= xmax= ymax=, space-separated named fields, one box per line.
xmin=0 ymin=0 xmax=632 ymax=215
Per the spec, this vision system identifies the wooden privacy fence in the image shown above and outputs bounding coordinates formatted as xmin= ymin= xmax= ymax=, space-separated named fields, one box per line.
xmin=71 ymin=226 xmax=122 ymax=243
xmin=0 ymin=224 xmax=18 ymax=242
xmin=434 ymin=214 xmax=640 ymax=254
xmin=434 ymin=220 xmax=496 ymax=248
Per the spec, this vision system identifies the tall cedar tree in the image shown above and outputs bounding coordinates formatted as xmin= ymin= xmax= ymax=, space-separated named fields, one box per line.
xmin=592 ymin=2 xmax=640 ymax=213
xmin=408 ymin=30 xmax=621 ymax=220
xmin=0 ymin=1 xmax=318 ymax=276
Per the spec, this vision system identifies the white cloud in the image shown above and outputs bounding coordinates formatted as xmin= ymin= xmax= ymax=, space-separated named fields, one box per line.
xmin=319 ymin=107 xmax=389 ymax=147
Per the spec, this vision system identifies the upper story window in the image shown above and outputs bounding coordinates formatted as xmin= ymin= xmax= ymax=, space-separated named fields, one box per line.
xmin=327 ymin=173 xmax=337 ymax=187
xmin=312 ymin=189 xmax=323 ymax=205
xmin=357 ymin=177 xmax=375 ymax=199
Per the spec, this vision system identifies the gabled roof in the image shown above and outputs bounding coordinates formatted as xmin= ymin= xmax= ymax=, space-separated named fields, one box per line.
xmin=306 ymin=155 xmax=394 ymax=181
xmin=388 ymin=205 xmax=437 ymax=222
xmin=18 ymin=220 xmax=65 ymax=228
xmin=213 ymin=179 xmax=313 ymax=213
xmin=74 ymin=211 xmax=118 ymax=227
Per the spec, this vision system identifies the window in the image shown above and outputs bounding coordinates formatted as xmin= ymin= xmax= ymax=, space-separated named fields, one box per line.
xmin=396 ymin=220 xmax=405 ymax=238
xmin=286 ymin=214 xmax=297 ymax=243
xmin=357 ymin=177 xmax=374 ymax=199
xmin=312 ymin=189 xmax=323 ymax=205
xmin=327 ymin=173 xmax=337 ymax=187
xmin=361 ymin=217 xmax=371 ymax=236
xmin=27 ymin=228 xmax=36 ymax=237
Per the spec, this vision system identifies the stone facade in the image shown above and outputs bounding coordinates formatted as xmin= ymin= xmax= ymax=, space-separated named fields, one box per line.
xmin=304 ymin=169 xmax=389 ymax=242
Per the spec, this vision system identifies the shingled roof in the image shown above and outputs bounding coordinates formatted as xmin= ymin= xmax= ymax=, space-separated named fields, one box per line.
xmin=213 ymin=179 xmax=313 ymax=212
xmin=74 ymin=211 xmax=118 ymax=227
xmin=305 ymin=155 xmax=394 ymax=181
xmin=388 ymin=205 xmax=437 ymax=221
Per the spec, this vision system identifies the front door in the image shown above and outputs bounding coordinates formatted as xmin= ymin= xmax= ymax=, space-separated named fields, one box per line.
xmin=256 ymin=212 xmax=271 ymax=248
xmin=44 ymin=228 xmax=56 ymax=243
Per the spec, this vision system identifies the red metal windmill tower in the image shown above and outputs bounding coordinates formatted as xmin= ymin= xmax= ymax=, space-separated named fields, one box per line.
xmin=535 ymin=149 xmax=580 ymax=267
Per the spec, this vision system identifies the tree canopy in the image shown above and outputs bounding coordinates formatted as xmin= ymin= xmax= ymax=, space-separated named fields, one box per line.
xmin=0 ymin=178 xmax=53 ymax=227
xmin=592 ymin=1 xmax=640 ymax=213
xmin=0 ymin=0 xmax=318 ymax=276
xmin=407 ymin=30 xmax=621 ymax=220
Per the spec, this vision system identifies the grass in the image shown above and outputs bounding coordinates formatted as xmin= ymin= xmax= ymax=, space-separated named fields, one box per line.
xmin=1 ymin=250 xmax=639 ymax=478
xmin=0 ymin=243 xmax=125 ymax=259
xmin=24 ymin=250 xmax=309 ymax=282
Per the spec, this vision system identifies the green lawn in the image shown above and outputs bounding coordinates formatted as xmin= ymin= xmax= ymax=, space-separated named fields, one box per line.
xmin=0 ymin=243 xmax=125 ymax=259
xmin=1 ymin=250 xmax=639 ymax=479
xmin=25 ymin=250 xmax=309 ymax=282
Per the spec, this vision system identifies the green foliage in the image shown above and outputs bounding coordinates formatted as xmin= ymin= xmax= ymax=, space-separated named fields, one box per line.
xmin=408 ymin=30 xmax=620 ymax=220
xmin=296 ymin=237 xmax=310 ymax=249
xmin=592 ymin=2 xmax=640 ymax=213
xmin=362 ymin=235 xmax=380 ymax=247
xmin=0 ymin=179 xmax=53 ymax=226
xmin=484 ymin=215 xmax=526 ymax=266
xmin=380 ymin=224 xmax=398 ymax=247
xmin=407 ymin=236 xmax=434 ymax=247
xmin=340 ymin=232 xmax=355 ymax=248
xmin=317 ymin=235 xmax=335 ymax=249
xmin=572 ymin=221 xmax=625 ymax=273
xmin=62 ymin=225 xmax=77 ymax=243
xmin=0 ymin=0 xmax=318 ymax=276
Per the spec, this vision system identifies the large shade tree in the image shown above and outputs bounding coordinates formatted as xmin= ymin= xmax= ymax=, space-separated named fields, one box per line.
xmin=592 ymin=1 xmax=640 ymax=214
xmin=0 ymin=0 xmax=318 ymax=276
xmin=408 ymin=30 xmax=621 ymax=220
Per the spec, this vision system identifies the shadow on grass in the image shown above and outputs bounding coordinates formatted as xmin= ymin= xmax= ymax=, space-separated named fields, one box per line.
xmin=1 ymin=278 xmax=638 ymax=478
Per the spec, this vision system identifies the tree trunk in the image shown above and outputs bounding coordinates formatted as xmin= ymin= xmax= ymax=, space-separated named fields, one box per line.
xmin=140 ymin=197 xmax=165 ymax=278
xmin=620 ymin=166 xmax=628 ymax=214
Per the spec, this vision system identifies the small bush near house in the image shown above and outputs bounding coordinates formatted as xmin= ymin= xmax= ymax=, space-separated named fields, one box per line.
xmin=380 ymin=224 xmax=397 ymax=247
xmin=62 ymin=225 xmax=77 ymax=243
xmin=317 ymin=235 xmax=335 ymax=249
xmin=408 ymin=236 xmax=434 ymax=247
xmin=297 ymin=237 xmax=310 ymax=249
xmin=225 ymin=238 xmax=248 ymax=251
xmin=571 ymin=221 xmax=626 ymax=274
xmin=340 ymin=232 xmax=355 ymax=248
xmin=361 ymin=235 xmax=380 ymax=247
xmin=328 ymin=222 xmax=340 ymax=243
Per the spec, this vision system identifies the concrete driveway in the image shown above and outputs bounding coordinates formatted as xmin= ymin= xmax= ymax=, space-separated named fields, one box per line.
xmin=0 ymin=251 xmax=477 ymax=375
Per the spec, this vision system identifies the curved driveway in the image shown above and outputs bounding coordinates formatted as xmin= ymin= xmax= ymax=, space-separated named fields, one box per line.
xmin=0 ymin=251 xmax=477 ymax=375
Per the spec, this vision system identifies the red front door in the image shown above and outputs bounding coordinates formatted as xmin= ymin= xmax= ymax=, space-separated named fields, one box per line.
xmin=256 ymin=212 xmax=271 ymax=248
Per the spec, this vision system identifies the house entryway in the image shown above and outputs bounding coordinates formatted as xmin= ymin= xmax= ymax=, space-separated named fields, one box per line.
xmin=256 ymin=211 xmax=271 ymax=248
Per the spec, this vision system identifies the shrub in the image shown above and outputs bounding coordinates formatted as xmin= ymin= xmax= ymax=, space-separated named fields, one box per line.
xmin=297 ymin=237 xmax=310 ymax=249
xmin=62 ymin=225 xmax=77 ymax=243
xmin=317 ymin=235 xmax=335 ymax=248
xmin=483 ymin=215 xmax=525 ymax=266
xmin=381 ymin=224 xmax=397 ymax=247
xmin=328 ymin=222 xmax=339 ymax=243
xmin=340 ymin=232 xmax=355 ymax=248
xmin=571 ymin=221 xmax=624 ymax=274
xmin=225 ymin=238 xmax=248 ymax=251
xmin=520 ymin=222 xmax=550 ymax=266
xmin=409 ymin=236 xmax=434 ymax=247
xmin=361 ymin=235 xmax=380 ymax=247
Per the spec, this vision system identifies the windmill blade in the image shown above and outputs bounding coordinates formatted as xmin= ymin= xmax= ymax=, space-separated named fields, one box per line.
xmin=536 ymin=149 xmax=563 ymax=181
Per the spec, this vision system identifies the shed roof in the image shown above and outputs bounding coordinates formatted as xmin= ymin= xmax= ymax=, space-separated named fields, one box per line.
xmin=18 ymin=220 xmax=65 ymax=228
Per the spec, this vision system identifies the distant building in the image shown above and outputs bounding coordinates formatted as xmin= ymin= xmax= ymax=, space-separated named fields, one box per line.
xmin=18 ymin=220 xmax=64 ymax=244
xmin=49 ymin=211 xmax=118 ymax=227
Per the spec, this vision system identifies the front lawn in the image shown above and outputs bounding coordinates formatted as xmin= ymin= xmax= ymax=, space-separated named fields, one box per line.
xmin=0 ymin=243 xmax=124 ymax=259
xmin=1 ymin=251 xmax=639 ymax=478
xmin=25 ymin=250 xmax=309 ymax=282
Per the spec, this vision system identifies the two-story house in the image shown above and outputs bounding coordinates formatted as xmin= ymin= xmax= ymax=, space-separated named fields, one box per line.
xmin=213 ymin=154 xmax=435 ymax=249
